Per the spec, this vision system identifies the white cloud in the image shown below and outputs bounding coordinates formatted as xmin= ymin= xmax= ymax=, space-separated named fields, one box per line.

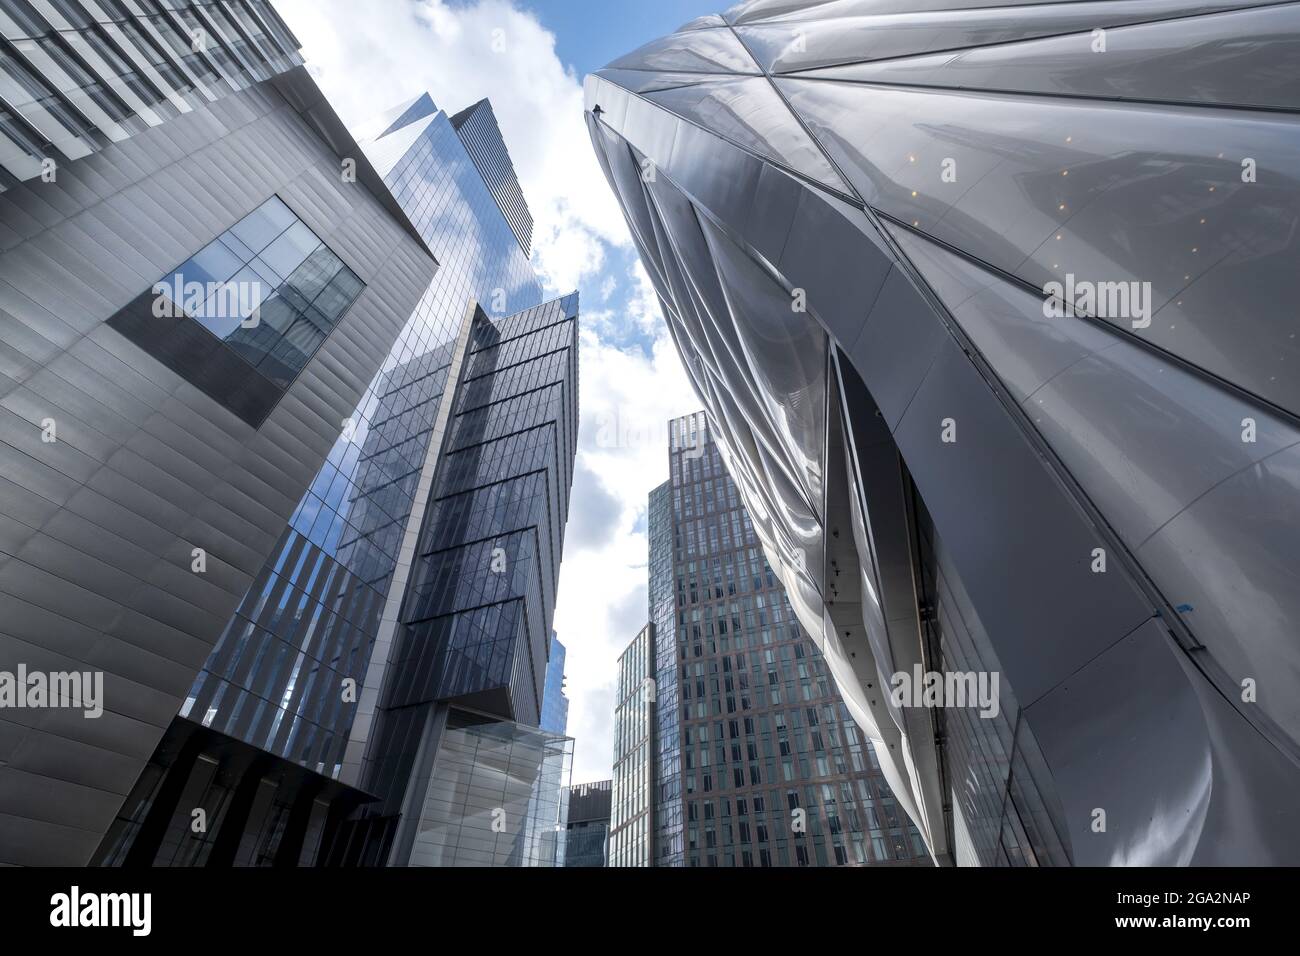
xmin=627 ymin=258 xmax=664 ymax=337
xmin=555 ymin=325 xmax=698 ymax=782
xmin=274 ymin=0 xmax=700 ymax=784
xmin=276 ymin=0 xmax=630 ymax=295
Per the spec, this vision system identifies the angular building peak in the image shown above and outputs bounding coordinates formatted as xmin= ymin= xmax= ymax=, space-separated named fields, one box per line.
xmin=378 ymin=92 xmax=440 ymax=138
xmin=449 ymin=98 xmax=536 ymax=257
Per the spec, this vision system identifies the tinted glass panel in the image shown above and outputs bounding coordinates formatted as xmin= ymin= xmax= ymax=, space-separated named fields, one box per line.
xmin=109 ymin=195 xmax=365 ymax=427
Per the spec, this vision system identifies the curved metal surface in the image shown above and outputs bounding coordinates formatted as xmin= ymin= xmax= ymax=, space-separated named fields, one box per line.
xmin=586 ymin=0 xmax=1300 ymax=864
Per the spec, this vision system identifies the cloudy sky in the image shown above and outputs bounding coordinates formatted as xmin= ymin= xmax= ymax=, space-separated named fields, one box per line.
xmin=274 ymin=0 xmax=709 ymax=783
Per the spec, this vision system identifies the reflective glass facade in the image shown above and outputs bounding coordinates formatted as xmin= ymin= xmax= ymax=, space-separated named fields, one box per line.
xmin=409 ymin=707 xmax=572 ymax=867
xmin=588 ymin=0 xmax=1300 ymax=865
xmin=646 ymin=479 xmax=682 ymax=865
xmin=180 ymin=95 xmax=543 ymax=782
xmin=609 ymin=623 xmax=653 ymax=867
xmin=356 ymin=292 xmax=579 ymax=866
xmin=655 ymin=413 xmax=929 ymax=868
xmin=449 ymin=98 xmax=533 ymax=256
xmin=564 ymin=779 xmax=611 ymax=867
xmin=540 ymin=631 xmax=569 ymax=735
xmin=92 ymin=717 xmax=368 ymax=867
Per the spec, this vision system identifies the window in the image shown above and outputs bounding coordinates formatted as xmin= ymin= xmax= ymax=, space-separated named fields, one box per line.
xmin=109 ymin=196 xmax=364 ymax=426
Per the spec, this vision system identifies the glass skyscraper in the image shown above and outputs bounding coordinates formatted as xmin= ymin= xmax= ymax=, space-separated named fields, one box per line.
xmin=619 ymin=413 xmax=930 ymax=868
xmin=563 ymin=779 xmax=612 ymax=868
xmin=346 ymin=290 xmax=580 ymax=866
xmin=609 ymin=623 xmax=653 ymax=867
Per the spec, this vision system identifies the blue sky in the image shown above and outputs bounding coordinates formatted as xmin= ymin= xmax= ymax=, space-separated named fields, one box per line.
xmin=525 ymin=0 xmax=712 ymax=77
xmin=277 ymin=0 xmax=707 ymax=784
xmin=524 ymin=0 xmax=711 ymax=358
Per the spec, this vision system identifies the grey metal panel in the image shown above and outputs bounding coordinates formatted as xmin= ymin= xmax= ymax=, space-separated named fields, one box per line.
xmin=1029 ymin=351 xmax=1296 ymax=547
xmin=606 ymin=26 xmax=761 ymax=75
xmin=744 ymin=161 xmax=803 ymax=265
xmin=846 ymin=266 xmax=947 ymax=430
xmin=726 ymin=0 xmax=1074 ymax=25
xmin=776 ymin=186 xmax=891 ymax=347
xmin=697 ymin=210 xmax=828 ymax=511
xmin=794 ymin=3 xmax=1300 ymax=111
xmin=1023 ymin=614 xmax=1300 ymax=865
xmin=775 ymin=73 xmax=1300 ymax=417
xmin=594 ymin=68 xmax=719 ymax=94
xmin=1025 ymin=619 xmax=1211 ymax=865
xmin=643 ymin=77 xmax=851 ymax=192
xmin=0 ymin=811 xmax=100 ymax=866
xmin=735 ymin=1 xmax=1255 ymax=73
xmin=894 ymin=338 xmax=1153 ymax=703
xmin=1137 ymin=446 xmax=1300 ymax=740
xmin=893 ymin=220 xmax=1300 ymax=753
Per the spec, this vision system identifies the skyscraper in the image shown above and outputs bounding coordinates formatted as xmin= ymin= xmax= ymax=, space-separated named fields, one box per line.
xmin=343 ymin=290 xmax=579 ymax=866
xmin=563 ymin=778 xmax=612 ymax=867
xmin=609 ymin=623 xmax=653 ymax=867
xmin=0 ymin=0 xmax=437 ymax=867
xmin=587 ymin=1 xmax=1300 ymax=865
xmin=623 ymin=413 xmax=930 ymax=868
xmin=541 ymin=631 xmax=570 ymax=734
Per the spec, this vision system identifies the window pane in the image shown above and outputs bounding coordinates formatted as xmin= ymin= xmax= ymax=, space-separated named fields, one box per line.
xmin=285 ymin=245 xmax=341 ymax=304
xmin=186 ymin=238 xmax=244 ymax=286
xmin=261 ymin=220 xmax=321 ymax=277
xmin=314 ymin=267 xmax=364 ymax=325
xmin=255 ymin=293 xmax=298 ymax=335
xmin=230 ymin=195 xmax=296 ymax=252
xmin=115 ymin=193 xmax=366 ymax=427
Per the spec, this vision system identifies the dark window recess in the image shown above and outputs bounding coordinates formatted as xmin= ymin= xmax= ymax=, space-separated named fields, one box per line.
xmin=106 ymin=195 xmax=364 ymax=428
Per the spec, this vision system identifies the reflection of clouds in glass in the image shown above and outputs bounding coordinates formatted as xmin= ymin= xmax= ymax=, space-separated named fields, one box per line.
xmin=289 ymin=108 xmax=541 ymax=570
